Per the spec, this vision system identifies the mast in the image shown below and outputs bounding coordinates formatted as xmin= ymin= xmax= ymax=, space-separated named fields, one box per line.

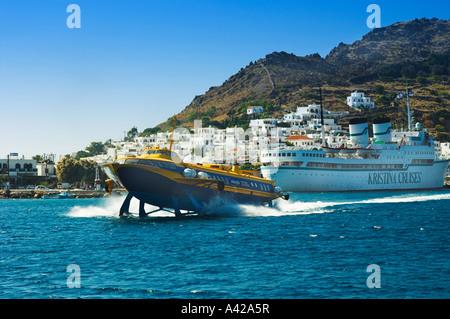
xmin=6 ymin=154 xmax=10 ymax=190
xmin=319 ymin=88 xmax=327 ymax=146
xmin=406 ymin=82 xmax=411 ymax=132
xmin=168 ymin=116 xmax=177 ymax=152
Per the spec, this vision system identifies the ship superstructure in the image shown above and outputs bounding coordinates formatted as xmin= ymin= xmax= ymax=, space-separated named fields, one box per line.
xmin=260 ymin=117 xmax=449 ymax=192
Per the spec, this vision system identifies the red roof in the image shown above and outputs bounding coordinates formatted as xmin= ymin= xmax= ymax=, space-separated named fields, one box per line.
xmin=285 ymin=135 xmax=312 ymax=140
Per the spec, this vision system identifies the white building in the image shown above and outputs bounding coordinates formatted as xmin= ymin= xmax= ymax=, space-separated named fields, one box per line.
xmin=247 ymin=106 xmax=263 ymax=115
xmin=283 ymin=103 xmax=348 ymax=127
xmin=283 ymin=103 xmax=320 ymax=125
xmin=439 ymin=142 xmax=450 ymax=159
xmin=36 ymin=163 xmax=57 ymax=178
xmin=306 ymin=118 xmax=342 ymax=132
xmin=0 ymin=158 xmax=37 ymax=177
xmin=285 ymin=135 xmax=314 ymax=148
xmin=249 ymin=118 xmax=277 ymax=131
xmin=347 ymin=91 xmax=374 ymax=109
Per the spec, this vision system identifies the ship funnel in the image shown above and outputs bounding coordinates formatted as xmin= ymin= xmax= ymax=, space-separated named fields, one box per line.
xmin=349 ymin=118 xmax=369 ymax=146
xmin=372 ymin=117 xmax=391 ymax=143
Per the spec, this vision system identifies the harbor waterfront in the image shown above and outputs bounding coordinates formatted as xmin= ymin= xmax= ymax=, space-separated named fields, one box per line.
xmin=0 ymin=190 xmax=449 ymax=299
xmin=0 ymin=189 xmax=110 ymax=199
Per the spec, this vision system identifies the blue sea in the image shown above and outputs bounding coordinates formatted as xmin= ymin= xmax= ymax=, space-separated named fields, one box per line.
xmin=0 ymin=190 xmax=449 ymax=299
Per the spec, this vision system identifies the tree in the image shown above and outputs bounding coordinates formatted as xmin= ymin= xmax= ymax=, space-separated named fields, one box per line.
xmin=124 ymin=126 xmax=139 ymax=141
xmin=74 ymin=150 xmax=91 ymax=160
xmin=401 ymin=64 xmax=416 ymax=79
xmin=435 ymin=132 xmax=450 ymax=142
xmin=32 ymin=155 xmax=43 ymax=163
xmin=373 ymin=84 xmax=385 ymax=95
xmin=85 ymin=142 xmax=105 ymax=156
xmin=375 ymin=95 xmax=391 ymax=106
xmin=80 ymin=160 xmax=97 ymax=183
xmin=188 ymin=110 xmax=202 ymax=122
xmin=56 ymin=158 xmax=85 ymax=184
xmin=431 ymin=65 xmax=447 ymax=75
xmin=0 ymin=175 xmax=6 ymax=187
xmin=166 ymin=117 xmax=180 ymax=127
xmin=205 ymin=105 xmax=216 ymax=117
xmin=56 ymin=158 xmax=98 ymax=184
xmin=141 ymin=127 xmax=161 ymax=136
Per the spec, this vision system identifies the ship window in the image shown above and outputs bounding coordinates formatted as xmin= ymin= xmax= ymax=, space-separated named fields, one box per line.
xmin=125 ymin=159 xmax=139 ymax=165
xmin=293 ymin=153 xmax=296 ymax=156
xmin=156 ymin=161 xmax=166 ymax=168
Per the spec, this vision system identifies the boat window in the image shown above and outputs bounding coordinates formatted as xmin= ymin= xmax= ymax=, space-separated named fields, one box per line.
xmin=138 ymin=159 xmax=152 ymax=166
xmin=125 ymin=159 xmax=139 ymax=165
xmin=292 ymin=153 xmax=296 ymax=156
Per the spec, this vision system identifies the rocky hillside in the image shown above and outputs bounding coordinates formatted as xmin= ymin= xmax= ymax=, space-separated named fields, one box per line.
xmin=154 ymin=18 xmax=450 ymax=140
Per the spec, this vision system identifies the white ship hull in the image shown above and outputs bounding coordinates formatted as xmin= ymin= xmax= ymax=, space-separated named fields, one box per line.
xmin=260 ymin=123 xmax=449 ymax=192
xmin=261 ymin=159 xmax=449 ymax=192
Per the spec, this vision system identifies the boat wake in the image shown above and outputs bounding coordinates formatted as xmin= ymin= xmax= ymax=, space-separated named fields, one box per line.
xmin=356 ymin=193 xmax=450 ymax=204
xmin=66 ymin=196 xmax=174 ymax=218
xmin=208 ymin=192 xmax=450 ymax=217
xmin=66 ymin=192 xmax=450 ymax=219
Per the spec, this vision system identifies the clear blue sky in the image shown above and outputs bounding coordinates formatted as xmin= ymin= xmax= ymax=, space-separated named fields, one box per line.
xmin=0 ymin=0 xmax=449 ymax=159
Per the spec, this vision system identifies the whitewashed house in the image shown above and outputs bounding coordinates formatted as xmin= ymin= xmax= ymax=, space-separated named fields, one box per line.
xmin=347 ymin=91 xmax=374 ymax=109
xmin=249 ymin=119 xmax=277 ymax=131
xmin=0 ymin=158 xmax=37 ymax=177
xmin=285 ymin=135 xmax=314 ymax=148
xmin=247 ymin=106 xmax=263 ymax=115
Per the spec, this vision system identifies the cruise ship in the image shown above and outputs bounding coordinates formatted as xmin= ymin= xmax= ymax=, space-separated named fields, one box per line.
xmin=260 ymin=117 xmax=449 ymax=192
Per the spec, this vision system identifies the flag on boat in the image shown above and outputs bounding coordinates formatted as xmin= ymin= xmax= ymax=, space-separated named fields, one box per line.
xmin=396 ymin=93 xmax=404 ymax=98
xmin=409 ymin=92 xmax=414 ymax=97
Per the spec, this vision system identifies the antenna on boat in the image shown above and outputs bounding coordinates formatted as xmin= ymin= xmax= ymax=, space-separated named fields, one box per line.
xmin=319 ymin=88 xmax=327 ymax=146
xmin=169 ymin=116 xmax=177 ymax=152
xmin=406 ymin=81 xmax=411 ymax=132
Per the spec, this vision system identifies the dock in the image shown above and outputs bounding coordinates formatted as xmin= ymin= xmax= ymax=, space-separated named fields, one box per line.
xmin=0 ymin=189 xmax=125 ymax=199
